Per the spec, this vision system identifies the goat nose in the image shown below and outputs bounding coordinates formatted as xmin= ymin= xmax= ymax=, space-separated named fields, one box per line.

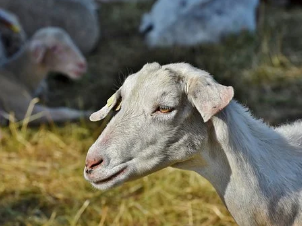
xmin=77 ymin=62 xmax=87 ymax=71
xmin=85 ymin=157 xmax=104 ymax=174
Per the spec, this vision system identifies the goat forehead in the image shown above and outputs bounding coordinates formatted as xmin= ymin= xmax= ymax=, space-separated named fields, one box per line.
xmin=122 ymin=67 xmax=180 ymax=98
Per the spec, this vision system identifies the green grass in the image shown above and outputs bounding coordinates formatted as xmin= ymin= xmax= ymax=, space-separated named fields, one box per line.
xmin=1 ymin=2 xmax=302 ymax=226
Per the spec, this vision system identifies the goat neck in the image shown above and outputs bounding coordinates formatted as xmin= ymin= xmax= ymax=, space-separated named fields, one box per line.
xmin=182 ymin=101 xmax=302 ymax=226
xmin=3 ymin=45 xmax=48 ymax=95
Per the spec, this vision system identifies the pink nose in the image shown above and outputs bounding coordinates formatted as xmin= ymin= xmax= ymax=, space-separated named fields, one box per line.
xmin=77 ymin=62 xmax=87 ymax=71
xmin=85 ymin=157 xmax=103 ymax=174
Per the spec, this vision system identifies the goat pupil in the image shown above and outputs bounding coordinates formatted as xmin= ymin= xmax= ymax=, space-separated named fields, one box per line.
xmin=159 ymin=106 xmax=172 ymax=113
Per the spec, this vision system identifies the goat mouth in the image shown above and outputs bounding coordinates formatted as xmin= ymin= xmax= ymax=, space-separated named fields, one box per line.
xmin=93 ymin=167 xmax=127 ymax=185
xmin=70 ymin=70 xmax=85 ymax=78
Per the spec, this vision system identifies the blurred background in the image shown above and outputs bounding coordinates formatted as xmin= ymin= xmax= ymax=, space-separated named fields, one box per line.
xmin=0 ymin=0 xmax=302 ymax=225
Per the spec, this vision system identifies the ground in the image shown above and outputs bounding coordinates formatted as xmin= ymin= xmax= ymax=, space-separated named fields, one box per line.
xmin=0 ymin=2 xmax=302 ymax=226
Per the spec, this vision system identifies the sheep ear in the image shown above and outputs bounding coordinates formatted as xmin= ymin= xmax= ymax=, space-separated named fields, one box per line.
xmin=90 ymin=92 xmax=121 ymax=122
xmin=29 ymin=40 xmax=46 ymax=63
xmin=186 ymin=73 xmax=234 ymax=123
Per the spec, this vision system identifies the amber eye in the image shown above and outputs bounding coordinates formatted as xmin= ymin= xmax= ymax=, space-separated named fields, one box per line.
xmin=158 ymin=106 xmax=174 ymax=113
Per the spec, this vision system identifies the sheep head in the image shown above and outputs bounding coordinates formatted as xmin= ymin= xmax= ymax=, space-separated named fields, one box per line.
xmin=29 ymin=27 xmax=87 ymax=79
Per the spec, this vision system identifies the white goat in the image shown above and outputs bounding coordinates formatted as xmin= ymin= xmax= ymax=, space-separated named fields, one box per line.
xmin=0 ymin=27 xmax=89 ymax=124
xmin=140 ymin=0 xmax=259 ymax=47
xmin=85 ymin=62 xmax=302 ymax=226
xmin=0 ymin=0 xmax=100 ymax=54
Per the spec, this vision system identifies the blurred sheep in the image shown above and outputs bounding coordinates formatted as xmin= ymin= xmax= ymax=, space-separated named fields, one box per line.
xmin=97 ymin=0 xmax=151 ymax=2
xmin=0 ymin=9 xmax=26 ymax=63
xmin=0 ymin=0 xmax=100 ymax=54
xmin=0 ymin=27 xmax=90 ymax=124
xmin=140 ymin=0 xmax=259 ymax=47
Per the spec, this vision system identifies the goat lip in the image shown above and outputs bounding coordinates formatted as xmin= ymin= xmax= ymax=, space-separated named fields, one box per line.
xmin=71 ymin=70 xmax=85 ymax=77
xmin=68 ymin=68 xmax=86 ymax=78
xmin=92 ymin=166 xmax=128 ymax=185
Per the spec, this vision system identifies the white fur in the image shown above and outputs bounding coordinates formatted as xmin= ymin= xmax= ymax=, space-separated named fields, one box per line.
xmin=140 ymin=0 xmax=259 ymax=47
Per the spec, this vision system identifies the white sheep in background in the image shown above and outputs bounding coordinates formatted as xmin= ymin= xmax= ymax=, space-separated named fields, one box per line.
xmin=0 ymin=0 xmax=100 ymax=54
xmin=0 ymin=27 xmax=90 ymax=124
xmin=85 ymin=62 xmax=302 ymax=226
xmin=140 ymin=0 xmax=259 ymax=47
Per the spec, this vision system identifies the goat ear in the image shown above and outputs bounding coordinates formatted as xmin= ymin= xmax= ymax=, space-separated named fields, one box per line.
xmin=90 ymin=92 xmax=121 ymax=122
xmin=29 ymin=40 xmax=46 ymax=63
xmin=186 ymin=74 xmax=234 ymax=123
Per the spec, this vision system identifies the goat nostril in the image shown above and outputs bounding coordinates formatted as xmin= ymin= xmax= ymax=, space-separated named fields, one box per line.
xmin=91 ymin=159 xmax=103 ymax=169
xmin=85 ymin=168 xmax=93 ymax=174
xmin=86 ymin=158 xmax=104 ymax=173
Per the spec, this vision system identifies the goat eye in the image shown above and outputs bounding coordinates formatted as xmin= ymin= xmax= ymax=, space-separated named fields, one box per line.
xmin=157 ymin=106 xmax=174 ymax=113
